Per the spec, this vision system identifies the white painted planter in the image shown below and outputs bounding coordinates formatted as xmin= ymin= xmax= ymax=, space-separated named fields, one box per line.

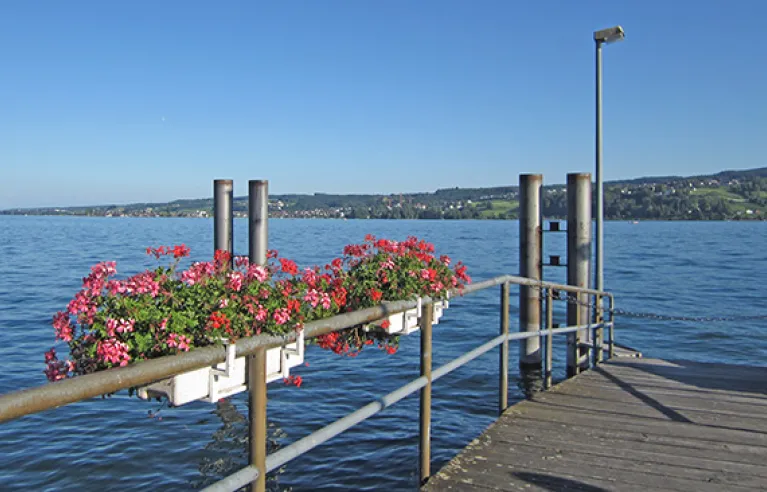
xmin=137 ymin=330 xmax=305 ymax=406
xmin=380 ymin=296 xmax=450 ymax=335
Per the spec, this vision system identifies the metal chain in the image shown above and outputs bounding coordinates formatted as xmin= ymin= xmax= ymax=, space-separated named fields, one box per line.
xmin=535 ymin=285 xmax=767 ymax=323
xmin=608 ymin=308 xmax=767 ymax=323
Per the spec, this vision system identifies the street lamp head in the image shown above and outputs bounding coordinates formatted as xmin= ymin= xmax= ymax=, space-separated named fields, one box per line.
xmin=594 ymin=26 xmax=625 ymax=44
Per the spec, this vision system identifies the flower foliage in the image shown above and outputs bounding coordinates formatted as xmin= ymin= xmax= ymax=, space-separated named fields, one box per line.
xmin=45 ymin=236 xmax=470 ymax=382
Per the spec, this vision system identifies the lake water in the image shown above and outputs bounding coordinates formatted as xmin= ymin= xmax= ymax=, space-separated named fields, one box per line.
xmin=0 ymin=217 xmax=765 ymax=490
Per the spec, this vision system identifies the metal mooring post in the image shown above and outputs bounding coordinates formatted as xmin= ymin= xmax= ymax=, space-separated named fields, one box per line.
xmin=519 ymin=174 xmax=543 ymax=370
xmin=419 ymin=305 xmax=434 ymax=485
xmin=566 ymin=173 xmax=592 ymax=377
xmin=213 ymin=179 xmax=234 ymax=261
xmin=248 ymin=180 xmax=269 ymax=492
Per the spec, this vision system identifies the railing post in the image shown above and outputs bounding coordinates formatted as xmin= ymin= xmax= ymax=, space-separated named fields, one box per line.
xmin=248 ymin=180 xmax=269 ymax=492
xmin=545 ymin=289 xmax=553 ymax=389
xmin=213 ymin=179 xmax=234 ymax=261
xmin=519 ymin=174 xmax=543 ymax=370
xmin=499 ymin=282 xmax=509 ymax=413
xmin=594 ymin=293 xmax=604 ymax=364
xmin=566 ymin=173 xmax=592 ymax=377
xmin=419 ymin=304 xmax=434 ymax=485
xmin=608 ymin=295 xmax=615 ymax=359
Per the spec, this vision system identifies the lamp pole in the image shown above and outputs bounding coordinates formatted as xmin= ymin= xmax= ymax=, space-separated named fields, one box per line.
xmin=593 ymin=26 xmax=624 ymax=296
xmin=595 ymin=38 xmax=604 ymax=295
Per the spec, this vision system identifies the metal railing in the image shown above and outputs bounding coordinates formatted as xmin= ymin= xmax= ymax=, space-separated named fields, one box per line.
xmin=0 ymin=274 xmax=614 ymax=490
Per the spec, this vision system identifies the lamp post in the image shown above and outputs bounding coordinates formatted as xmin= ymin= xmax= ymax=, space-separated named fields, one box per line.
xmin=593 ymin=25 xmax=624 ymax=296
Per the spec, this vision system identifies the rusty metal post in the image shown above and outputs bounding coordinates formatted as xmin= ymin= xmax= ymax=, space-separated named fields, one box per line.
xmin=213 ymin=179 xmax=234 ymax=260
xmin=419 ymin=305 xmax=434 ymax=485
xmin=519 ymin=174 xmax=542 ymax=370
xmin=566 ymin=173 xmax=592 ymax=377
xmin=248 ymin=180 xmax=269 ymax=492
xmin=499 ymin=282 xmax=509 ymax=413
xmin=545 ymin=289 xmax=553 ymax=389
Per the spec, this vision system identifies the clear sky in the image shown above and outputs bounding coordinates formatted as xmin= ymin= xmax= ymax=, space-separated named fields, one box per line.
xmin=1 ymin=1 xmax=765 ymax=208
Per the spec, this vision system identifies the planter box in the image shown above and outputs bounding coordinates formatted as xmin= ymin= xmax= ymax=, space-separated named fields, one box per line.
xmin=381 ymin=296 xmax=450 ymax=335
xmin=137 ymin=330 xmax=305 ymax=406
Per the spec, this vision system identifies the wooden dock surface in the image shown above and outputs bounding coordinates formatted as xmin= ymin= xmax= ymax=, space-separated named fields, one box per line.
xmin=423 ymin=358 xmax=767 ymax=491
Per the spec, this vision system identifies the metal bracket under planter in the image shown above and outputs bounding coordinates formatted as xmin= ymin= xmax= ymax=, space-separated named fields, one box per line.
xmin=137 ymin=330 xmax=305 ymax=406
xmin=380 ymin=294 xmax=450 ymax=336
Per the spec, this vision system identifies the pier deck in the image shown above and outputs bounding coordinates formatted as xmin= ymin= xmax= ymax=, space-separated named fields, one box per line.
xmin=424 ymin=358 xmax=767 ymax=491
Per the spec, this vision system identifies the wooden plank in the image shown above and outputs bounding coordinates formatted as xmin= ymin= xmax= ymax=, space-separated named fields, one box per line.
xmin=489 ymin=426 xmax=767 ymax=478
xmin=572 ymin=375 xmax=767 ymax=407
xmin=494 ymin=416 xmax=767 ymax=465
xmin=507 ymin=402 xmax=767 ymax=447
xmin=528 ymin=391 xmax=767 ymax=431
xmin=550 ymin=377 xmax=767 ymax=414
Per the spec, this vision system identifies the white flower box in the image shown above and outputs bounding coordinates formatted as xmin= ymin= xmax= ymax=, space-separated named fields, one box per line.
xmin=380 ymin=296 xmax=450 ymax=335
xmin=137 ymin=330 xmax=305 ymax=406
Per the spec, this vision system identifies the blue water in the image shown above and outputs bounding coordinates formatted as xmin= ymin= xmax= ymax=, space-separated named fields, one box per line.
xmin=0 ymin=217 xmax=765 ymax=490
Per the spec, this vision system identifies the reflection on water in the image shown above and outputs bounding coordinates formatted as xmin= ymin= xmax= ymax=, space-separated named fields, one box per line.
xmin=193 ymin=399 xmax=288 ymax=490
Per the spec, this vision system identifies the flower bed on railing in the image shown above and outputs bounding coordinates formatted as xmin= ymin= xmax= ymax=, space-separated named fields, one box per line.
xmin=44 ymin=235 xmax=470 ymax=398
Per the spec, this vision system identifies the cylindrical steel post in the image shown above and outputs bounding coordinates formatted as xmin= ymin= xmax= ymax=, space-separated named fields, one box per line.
xmin=566 ymin=173 xmax=592 ymax=377
xmin=545 ymin=289 xmax=553 ymax=389
xmin=419 ymin=305 xmax=434 ymax=485
xmin=519 ymin=174 xmax=542 ymax=369
xmin=499 ymin=282 xmax=509 ymax=413
xmin=248 ymin=348 xmax=267 ymax=492
xmin=247 ymin=180 xmax=269 ymax=492
xmin=213 ymin=179 xmax=234 ymax=259
xmin=249 ymin=180 xmax=269 ymax=266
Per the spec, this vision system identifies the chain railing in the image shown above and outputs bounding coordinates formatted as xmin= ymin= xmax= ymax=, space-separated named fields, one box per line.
xmin=0 ymin=274 xmax=614 ymax=491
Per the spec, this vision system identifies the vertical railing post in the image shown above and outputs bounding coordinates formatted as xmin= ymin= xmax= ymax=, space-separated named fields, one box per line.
xmin=608 ymin=295 xmax=615 ymax=359
xmin=594 ymin=293 xmax=604 ymax=364
xmin=519 ymin=174 xmax=543 ymax=370
xmin=213 ymin=179 xmax=234 ymax=261
xmin=499 ymin=282 xmax=509 ymax=413
xmin=248 ymin=180 xmax=269 ymax=492
xmin=545 ymin=288 xmax=553 ymax=389
xmin=419 ymin=304 xmax=434 ymax=486
xmin=566 ymin=173 xmax=592 ymax=377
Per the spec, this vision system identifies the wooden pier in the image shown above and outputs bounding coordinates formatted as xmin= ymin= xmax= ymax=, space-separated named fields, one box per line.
xmin=424 ymin=357 xmax=767 ymax=491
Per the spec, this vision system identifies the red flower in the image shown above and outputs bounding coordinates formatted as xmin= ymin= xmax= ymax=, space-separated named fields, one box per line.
xmin=370 ymin=289 xmax=383 ymax=302
xmin=280 ymin=258 xmax=299 ymax=276
xmin=380 ymin=320 xmax=391 ymax=329
xmin=214 ymin=250 xmax=232 ymax=269
xmin=172 ymin=244 xmax=190 ymax=258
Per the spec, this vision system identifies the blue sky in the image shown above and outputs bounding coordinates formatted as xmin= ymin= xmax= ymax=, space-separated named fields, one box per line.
xmin=1 ymin=1 xmax=765 ymax=208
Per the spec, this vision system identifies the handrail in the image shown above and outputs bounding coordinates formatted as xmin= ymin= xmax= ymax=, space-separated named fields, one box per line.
xmin=0 ymin=274 xmax=610 ymax=424
xmin=202 ymin=320 xmax=612 ymax=492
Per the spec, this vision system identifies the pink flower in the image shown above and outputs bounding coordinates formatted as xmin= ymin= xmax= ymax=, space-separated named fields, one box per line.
xmin=273 ymin=308 xmax=290 ymax=325
xmin=105 ymin=318 xmax=135 ymax=336
xmin=247 ymin=265 xmax=269 ymax=283
xmin=303 ymin=289 xmax=320 ymax=308
xmin=181 ymin=262 xmax=215 ymax=285
xmin=96 ymin=338 xmax=131 ymax=366
xmin=159 ymin=318 xmax=169 ymax=331
xmin=219 ymin=298 xmax=229 ymax=308
xmin=255 ymin=305 xmax=268 ymax=322
xmin=321 ymin=293 xmax=332 ymax=310
xmin=123 ymin=272 xmax=160 ymax=297
xmin=52 ymin=312 xmax=74 ymax=342
xmin=167 ymin=333 xmax=191 ymax=351
xmin=227 ymin=271 xmax=244 ymax=292
xmin=302 ymin=268 xmax=317 ymax=287
xmin=234 ymin=256 xmax=250 ymax=268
